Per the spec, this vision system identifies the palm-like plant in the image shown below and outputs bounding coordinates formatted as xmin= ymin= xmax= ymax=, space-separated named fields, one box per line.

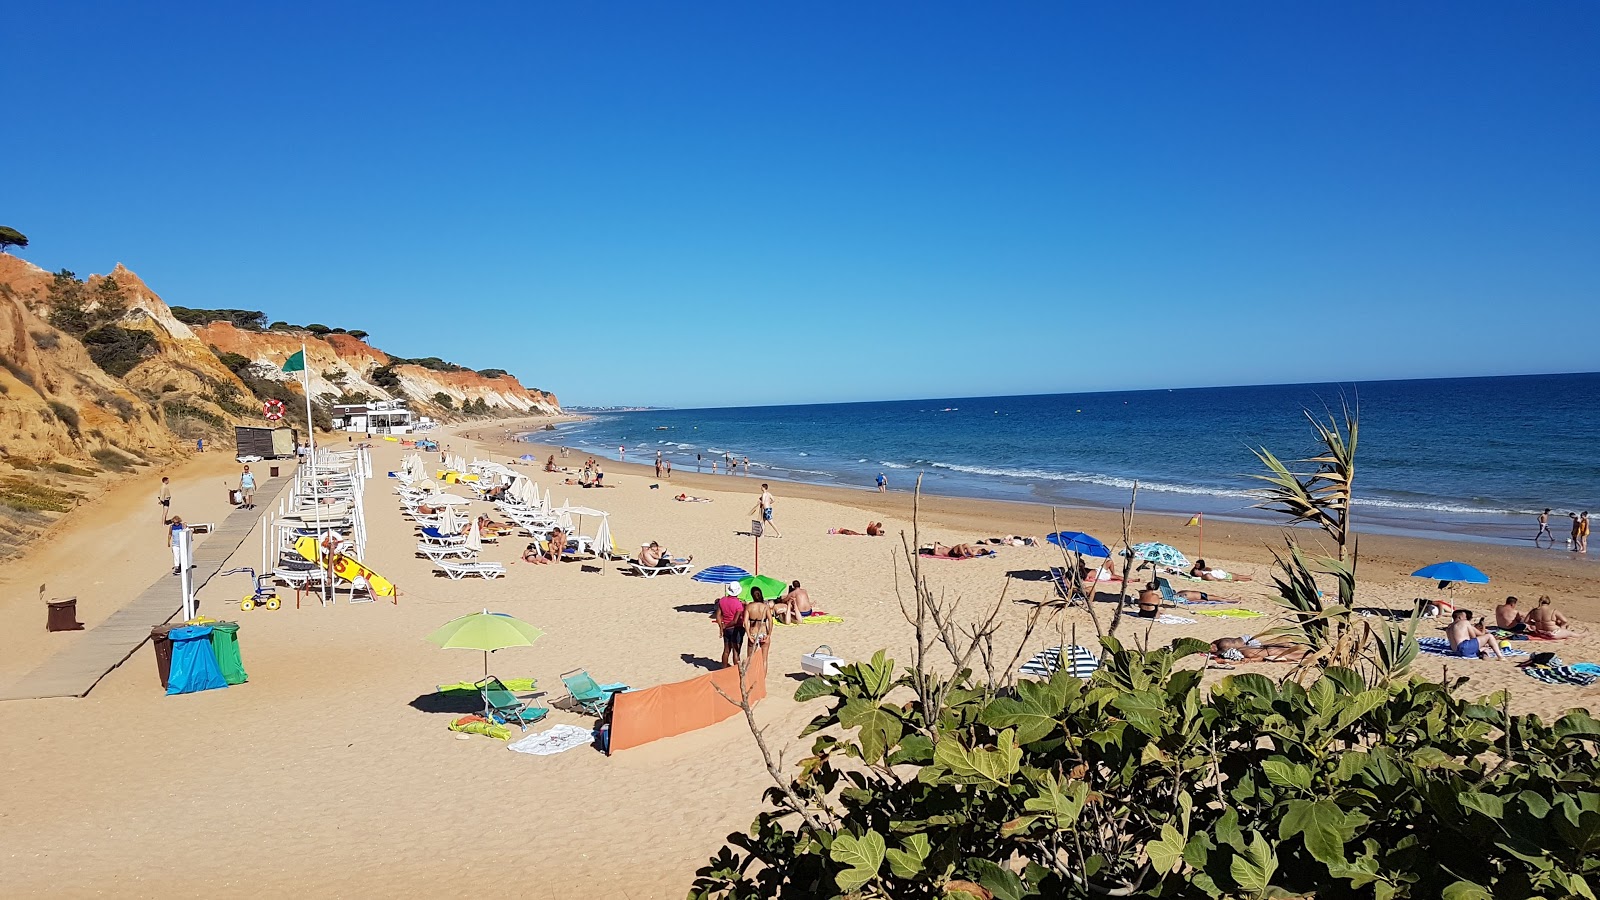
xmin=1249 ymin=402 xmax=1358 ymax=562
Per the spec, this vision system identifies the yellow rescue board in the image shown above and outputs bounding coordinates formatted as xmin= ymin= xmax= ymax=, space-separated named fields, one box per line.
xmin=294 ymin=536 xmax=397 ymax=597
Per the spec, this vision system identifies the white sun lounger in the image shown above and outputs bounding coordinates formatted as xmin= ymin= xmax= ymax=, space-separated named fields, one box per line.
xmin=626 ymin=559 xmax=692 ymax=578
xmin=418 ymin=543 xmax=476 ymax=561
xmin=435 ymin=561 xmax=506 ymax=580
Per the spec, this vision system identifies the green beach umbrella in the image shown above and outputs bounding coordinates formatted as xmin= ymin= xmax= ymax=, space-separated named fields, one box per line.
xmin=426 ymin=610 xmax=545 ymax=689
xmin=736 ymin=574 xmax=787 ymax=603
xmin=1129 ymin=542 xmax=1188 ymax=569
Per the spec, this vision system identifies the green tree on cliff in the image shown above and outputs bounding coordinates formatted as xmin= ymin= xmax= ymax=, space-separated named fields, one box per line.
xmin=0 ymin=226 xmax=27 ymax=253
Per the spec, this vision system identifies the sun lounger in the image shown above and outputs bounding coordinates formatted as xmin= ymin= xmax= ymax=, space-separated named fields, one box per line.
xmin=418 ymin=543 xmax=476 ymax=561
xmin=419 ymin=526 xmax=468 ymax=546
xmin=1156 ymin=577 xmax=1235 ymax=606
xmin=479 ymin=676 xmax=550 ymax=730
xmin=1048 ymin=567 xmax=1086 ymax=604
xmin=435 ymin=561 xmax=506 ymax=580
xmin=626 ymin=558 xmax=693 ymax=578
xmin=559 ymin=669 xmax=629 ymax=716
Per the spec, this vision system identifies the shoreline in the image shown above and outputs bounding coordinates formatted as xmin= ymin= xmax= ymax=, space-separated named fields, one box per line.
xmin=453 ymin=418 xmax=1600 ymax=622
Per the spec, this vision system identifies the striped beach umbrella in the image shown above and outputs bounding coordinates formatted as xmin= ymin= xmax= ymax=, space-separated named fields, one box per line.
xmin=1129 ymin=542 xmax=1188 ymax=568
xmin=692 ymin=565 xmax=751 ymax=584
xmin=1019 ymin=645 xmax=1099 ymax=679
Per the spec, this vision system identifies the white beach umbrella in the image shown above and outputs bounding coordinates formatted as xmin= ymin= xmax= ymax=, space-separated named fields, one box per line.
xmin=442 ymin=503 xmax=459 ymax=533
xmin=466 ymin=517 xmax=483 ymax=552
xmin=425 ymin=493 xmax=472 ymax=505
xmin=593 ymin=514 xmax=612 ymax=559
xmin=543 ymin=489 xmax=552 ymax=510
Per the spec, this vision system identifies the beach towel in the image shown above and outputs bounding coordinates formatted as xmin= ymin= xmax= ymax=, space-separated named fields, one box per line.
xmin=1520 ymin=666 xmax=1598 ymax=687
xmin=438 ymin=678 xmax=536 ymax=694
xmin=448 ymin=716 xmax=511 ymax=740
xmin=1417 ymin=636 xmax=1528 ymax=659
xmin=775 ymin=614 xmax=844 ymax=626
xmin=507 ymin=723 xmax=595 ymax=755
xmin=1197 ymin=609 xmax=1264 ymax=619
xmin=1155 ymin=614 xmax=1197 ymax=625
xmin=1019 ymin=645 xmax=1099 ymax=679
xmin=1571 ymin=663 xmax=1600 ymax=676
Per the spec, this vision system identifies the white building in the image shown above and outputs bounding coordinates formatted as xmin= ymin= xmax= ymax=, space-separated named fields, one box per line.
xmin=331 ymin=399 xmax=414 ymax=434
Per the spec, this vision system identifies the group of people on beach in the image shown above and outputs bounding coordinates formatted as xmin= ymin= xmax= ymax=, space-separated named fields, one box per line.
xmin=1536 ymin=508 xmax=1589 ymax=551
xmin=712 ymin=580 xmax=814 ymax=668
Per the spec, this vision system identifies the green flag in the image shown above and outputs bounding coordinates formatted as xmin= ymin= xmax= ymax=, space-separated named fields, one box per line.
xmin=281 ymin=350 xmax=305 ymax=373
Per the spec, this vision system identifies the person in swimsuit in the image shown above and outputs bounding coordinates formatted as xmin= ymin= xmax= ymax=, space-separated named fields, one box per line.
xmin=777 ymin=581 xmax=812 ymax=624
xmin=1190 ymin=559 xmax=1252 ymax=582
xmin=639 ymin=541 xmax=676 ymax=569
xmin=1536 ymin=508 xmax=1554 ymax=546
xmin=1209 ymin=636 xmax=1308 ymax=662
xmin=1579 ymin=512 xmax=1590 ymax=553
xmin=714 ymin=584 xmax=746 ymax=668
xmin=1445 ymin=609 xmax=1503 ymax=659
xmin=1494 ymin=597 xmax=1526 ymax=632
xmin=1525 ymin=596 xmax=1576 ymax=639
xmin=751 ymin=484 xmax=781 ymax=537
xmin=745 ymin=587 xmax=773 ymax=654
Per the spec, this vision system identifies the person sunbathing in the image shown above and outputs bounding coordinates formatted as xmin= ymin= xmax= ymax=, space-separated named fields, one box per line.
xmin=1494 ymin=596 xmax=1526 ymax=632
xmin=866 ymin=522 xmax=884 ymax=536
xmin=639 ymin=541 xmax=675 ymax=569
xmin=1080 ymin=561 xmax=1121 ymax=582
xmin=1445 ymin=609 xmax=1504 ymax=658
xmin=1525 ymin=596 xmax=1577 ymax=639
xmin=1190 ymin=559 xmax=1252 ymax=582
xmin=924 ymin=542 xmax=981 ymax=558
xmin=980 ymin=535 xmax=1037 ymax=546
xmin=1210 ymin=636 xmax=1308 ymax=662
xmin=1150 ymin=579 xmax=1215 ymax=603
xmin=777 ymin=580 xmax=812 ymax=624
xmin=522 ymin=540 xmax=551 ymax=564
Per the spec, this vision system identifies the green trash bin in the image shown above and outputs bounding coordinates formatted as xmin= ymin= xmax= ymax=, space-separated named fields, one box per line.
xmin=207 ymin=621 xmax=248 ymax=685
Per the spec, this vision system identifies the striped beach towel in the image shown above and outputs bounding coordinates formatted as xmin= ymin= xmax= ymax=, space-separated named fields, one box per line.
xmin=1019 ymin=645 xmax=1099 ymax=679
xmin=1417 ymin=636 xmax=1528 ymax=659
xmin=1521 ymin=666 xmax=1598 ymax=687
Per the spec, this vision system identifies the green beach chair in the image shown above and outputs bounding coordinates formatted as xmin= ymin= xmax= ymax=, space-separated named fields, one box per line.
xmin=559 ymin=669 xmax=628 ymax=716
xmin=478 ymin=676 xmax=549 ymax=730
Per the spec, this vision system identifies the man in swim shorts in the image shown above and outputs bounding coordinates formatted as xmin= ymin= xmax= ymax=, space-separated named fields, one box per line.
xmin=752 ymin=484 xmax=781 ymax=537
xmin=1445 ymin=609 xmax=1503 ymax=659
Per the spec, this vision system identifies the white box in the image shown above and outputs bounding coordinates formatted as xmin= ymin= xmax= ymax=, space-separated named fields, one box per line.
xmin=801 ymin=649 xmax=845 ymax=677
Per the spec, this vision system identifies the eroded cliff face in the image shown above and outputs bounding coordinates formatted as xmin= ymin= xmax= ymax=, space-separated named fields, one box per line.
xmin=195 ymin=323 xmax=560 ymax=414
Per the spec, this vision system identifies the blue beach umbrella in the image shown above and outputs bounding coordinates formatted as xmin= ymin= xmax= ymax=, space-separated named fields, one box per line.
xmin=1046 ymin=531 xmax=1111 ymax=558
xmin=519 ymin=454 xmax=538 ymax=462
xmin=1129 ymin=542 xmax=1188 ymax=568
xmin=692 ymin=565 xmax=751 ymax=584
xmin=1410 ymin=561 xmax=1489 ymax=584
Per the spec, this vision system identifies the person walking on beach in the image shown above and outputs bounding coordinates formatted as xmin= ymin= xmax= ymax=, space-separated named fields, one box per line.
xmin=664 ymin=458 xmax=672 ymax=478
xmin=696 ymin=453 xmax=702 ymax=473
xmin=655 ymin=451 xmax=662 ymax=479
xmin=751 ymin=483 xmax=781 ymax=537
xmin=158 ymin=477 xmax=172 ymax=523
xmin=168 ymin=515 xmax=186 ymax=575
xmin=1579 ymin=512 xmax=1591 ymax=553
xmin=724 ymin=451 xmax=733 ymax=474
xmin=1570 ymin=513 xmax=1583 ymax=551
xmin=1536 ymin=508 xmax=1554 ymax=547
xmin=876 ymin=472 xmax=887 ymax=493
xmin=742 ymin=456 xmax=750 ymax=476
xmin=239 ymin=465 xmax=257 ymax=510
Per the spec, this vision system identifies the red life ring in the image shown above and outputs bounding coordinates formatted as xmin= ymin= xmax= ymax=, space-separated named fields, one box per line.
xmin=263 ymin=399 xmax=287 ymax=421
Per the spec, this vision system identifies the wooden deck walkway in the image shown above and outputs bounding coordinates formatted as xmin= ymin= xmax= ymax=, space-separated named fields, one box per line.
xmin=0 ymin=474 xmax=293 ymax=702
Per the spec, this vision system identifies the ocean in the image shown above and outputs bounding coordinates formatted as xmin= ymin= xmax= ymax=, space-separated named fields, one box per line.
xmin=532 ymin=373 xmax=1599 ymax=548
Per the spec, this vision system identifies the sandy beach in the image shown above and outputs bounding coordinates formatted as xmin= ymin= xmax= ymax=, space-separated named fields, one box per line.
xmin=1 ymin=416 xmax=1595 ymax=898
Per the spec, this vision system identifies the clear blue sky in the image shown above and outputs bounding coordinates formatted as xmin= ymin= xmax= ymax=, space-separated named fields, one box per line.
xmin=6 ymin=2 xmax=1597 ymax=408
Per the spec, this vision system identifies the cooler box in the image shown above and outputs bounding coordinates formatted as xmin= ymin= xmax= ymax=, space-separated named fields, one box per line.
xmin=801 ymin=645 xmax=845 ymax=677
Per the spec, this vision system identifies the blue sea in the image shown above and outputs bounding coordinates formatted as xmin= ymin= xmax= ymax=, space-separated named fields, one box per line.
xmin=534 ymin=374 xmax=1600 ymax=547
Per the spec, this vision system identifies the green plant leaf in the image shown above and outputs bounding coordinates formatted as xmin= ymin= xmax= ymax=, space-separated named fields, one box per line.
xmin=1440 ymin=881 xmax=1493 ymax=900
xmin=794 ymin=676 xmax=835 ymax=703
xmin=838 ymin=699 xmax=903 ymax=765
xmin=1459 ymin=791 xmax=1506 ymax=820
xmin=1229 ymin=832 xmax=1278 ymax=897
xmin=886 ymin=834 xmax=931 ymax=879
xmin=971 ymin=859 xmax=1025 ymax=900
xmin=1262 ymin=759 xmax=1313 ymax=791
xmin=981 ymin=679 xmax=1068 ymax=744
xmin=1112 ymin=689 xmax=1169 ymax=736
xmin=1022 ymin=775 xmax=1088 ymax=825
xmin=830 ymin=831 xmax=886 ymax=892
xmin=1280 ymin=799 xmax=1347 ymax=865
xmin=1147 ymin=822 xmax=1186 ymax=875
xmin=932 ymin=729 xmax=1022 ymax=786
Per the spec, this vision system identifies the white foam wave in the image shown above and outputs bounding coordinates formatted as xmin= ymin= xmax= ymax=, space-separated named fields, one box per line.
xmin=881 ymin=462 xmax=911 ymax=469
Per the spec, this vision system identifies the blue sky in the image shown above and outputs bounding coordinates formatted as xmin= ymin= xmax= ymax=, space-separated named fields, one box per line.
xmin=6 ymin=2 xmax=1597 ymax=408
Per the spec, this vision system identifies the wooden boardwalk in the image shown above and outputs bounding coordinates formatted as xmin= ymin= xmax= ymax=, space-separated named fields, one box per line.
xmin=0 ymin=474 xmax=293 ymax=702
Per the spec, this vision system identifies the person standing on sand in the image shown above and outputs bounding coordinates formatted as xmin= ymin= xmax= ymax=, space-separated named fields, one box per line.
xmin=696 ymin=453 xmax=702 ymax=472
xmin=239 ymin=465 xmax=257 ymax=510
xmin=655 ymin=451 xmax=662 ymax=479
xmin=664 ymin=458 xmax=672 ymax=478
xmin=751 ymin=483 xmax=781 ymax=537
xmin=619 ymin=445 xmax=626 ymax=461
xmin=1536 ymin=508 xmax=1554 ymax=547
xmin=158 ymin=477 xmax=172 ymax=523
xmin=1579 ymin=512 xmax=1590 ymax=553
xmin=714 ymin=584 xmax=746 ymax=668
xmin=876 ymin=473 xmax=887 ymax=493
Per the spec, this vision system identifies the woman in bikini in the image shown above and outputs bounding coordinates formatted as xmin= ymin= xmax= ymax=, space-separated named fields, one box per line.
xmin=745 ymin=587 xmax=774 ymax=654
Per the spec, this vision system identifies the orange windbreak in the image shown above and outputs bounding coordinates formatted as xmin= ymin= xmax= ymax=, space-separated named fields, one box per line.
xmin=608 ymin=651 xmax=769 ymax=754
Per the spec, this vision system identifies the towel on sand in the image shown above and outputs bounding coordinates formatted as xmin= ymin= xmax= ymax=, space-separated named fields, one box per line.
xmin=507 ymin=723 xmax=595 ymax=755
xmin=1198 ymin=609 xmax=1264 ymax=619
xmin=438 ymin=678 xmax=536 ymax=694
xmin=1155 ymin=614 xmax=1197 ymax=625
xmin=1417 ymin=636 xmax=1528 ymax=659
xmin=1521 ymin=666 xmax=1597 ymax=687
xmin=776 ymin=614 xmax=844 ymax=625
xmin=449 ymin=716 xmax=511 ymax=740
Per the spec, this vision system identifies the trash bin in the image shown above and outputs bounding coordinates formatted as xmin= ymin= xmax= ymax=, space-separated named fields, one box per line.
xmin=269 ymin=465 xmax=280 ymax=477
xmin=208 ymin=621 xmax=248 ymax=685
xmin=165 ymin=625 xmax=228 ymax=695
xmin=229 ymin=489 xmax=242 ymax=505
xmin=46 ymin=598 xmax=84 ymax=632
xmin=151 ymin=624 xmax=177 ymax=689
